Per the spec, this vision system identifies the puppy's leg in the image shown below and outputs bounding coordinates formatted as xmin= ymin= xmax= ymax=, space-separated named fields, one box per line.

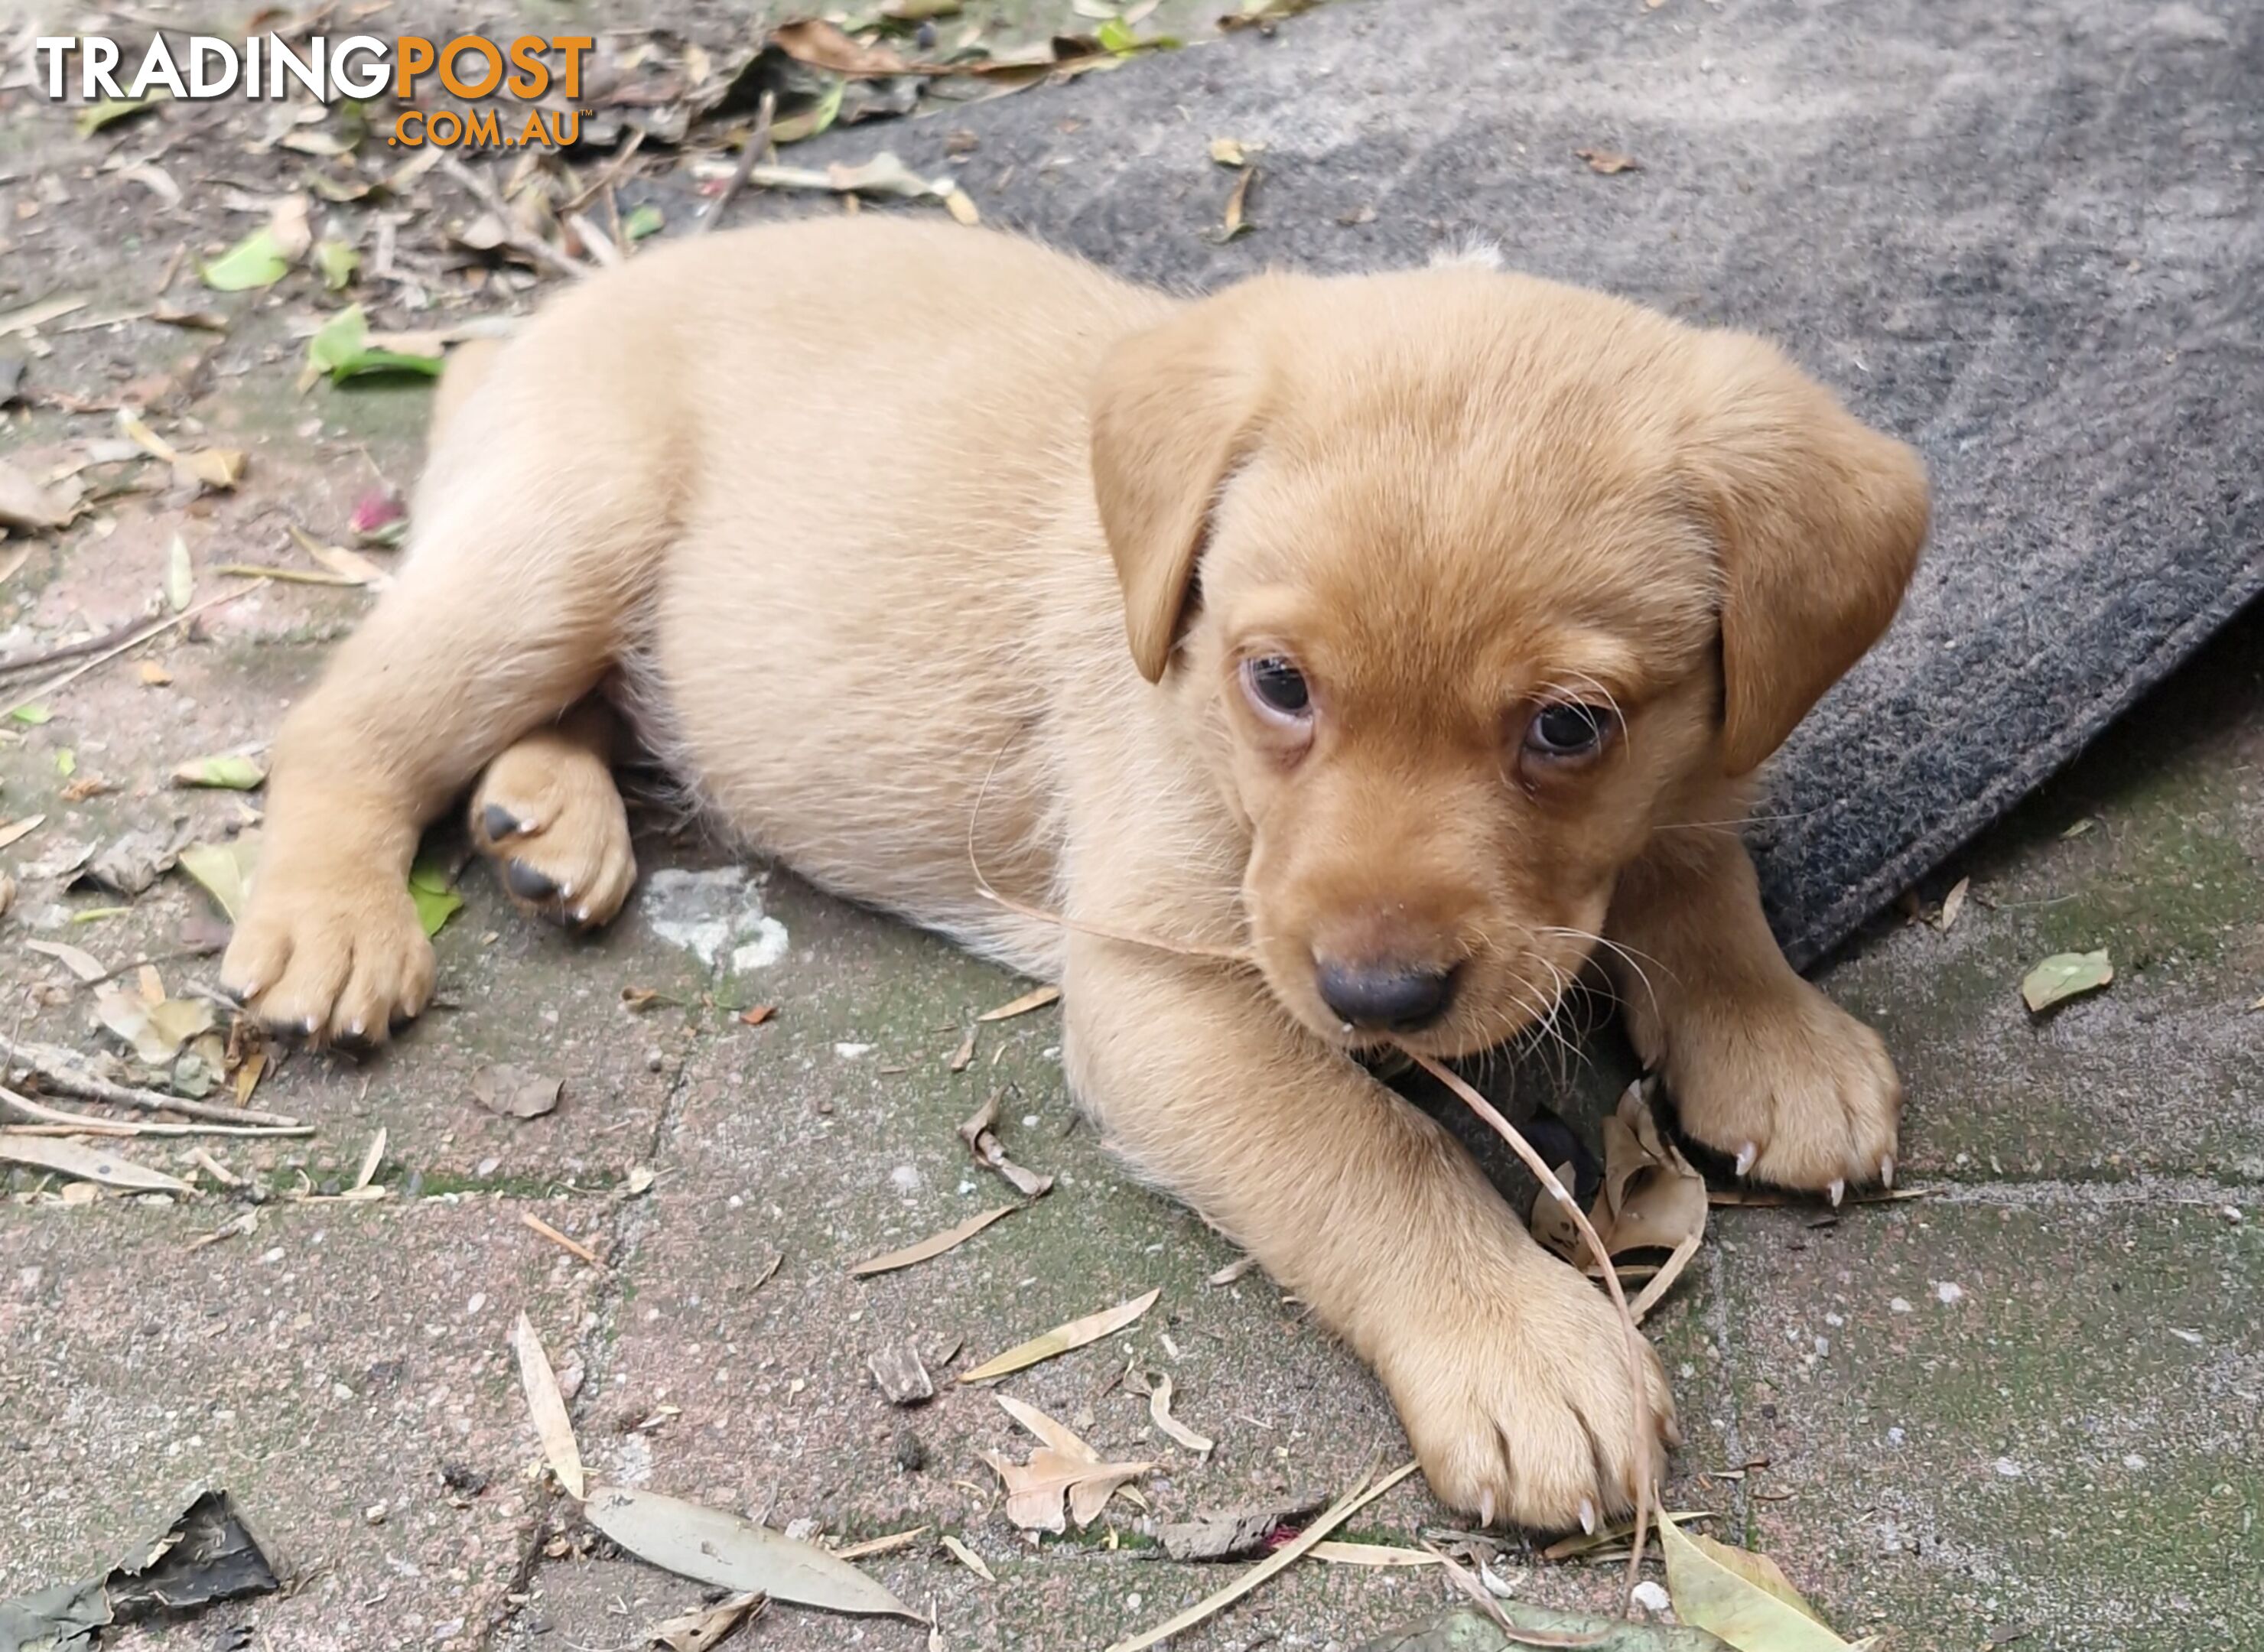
xmin=469 ymin=695 xmax=637 ymax=929
xmin=1605 ymin=812 xmax=1900 ymax=1196
xmin=223 ymin=470 xmax=655 ymax=1042
xmin=1066 ymin=937 xmax=1675 ymax=1530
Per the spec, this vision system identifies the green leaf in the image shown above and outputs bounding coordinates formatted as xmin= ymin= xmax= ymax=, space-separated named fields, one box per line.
xmin=2019 ymin=949 xmax=2113 ymax=1013
xmin=1661 ymin=1515 xmax=1853 ymax=1652
xmin=75 ymin=97 xmax=155 ymax=137
xmin=171 ymin=752 xmax=267 ymax=791
xmin=314 ymin=238 xmax=360 ymax=291
xmin=200 ymin=228 xmax=294 ymax=292
xmin=202 ymin=227 xmax=298 ymax=292
xmin=11 ymin=703 xmax=52 ymax=725
xmin=177 ymin=837 xmax=259 ymax=922
xmin=1097 ymin=17 xmax=1140 ymax=52
xmin=307 ymin=305 xmax=444 ymax=384
xmin=621 ymin=203 xmax=665 ymax=242
xmin=771 ymin=76 xmax=844 ymax=145
xmin=408 ymin=857 xmax=463 ymax=937
xmin=54 ymin=748 xmax=75 ymax=778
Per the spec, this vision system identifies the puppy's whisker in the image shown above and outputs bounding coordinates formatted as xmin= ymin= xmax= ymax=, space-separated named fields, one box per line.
xmin=1538 ymin=925 xmax=1675 ymax=1023
xmin=966 ymin=737 xmax=1259 ymax=967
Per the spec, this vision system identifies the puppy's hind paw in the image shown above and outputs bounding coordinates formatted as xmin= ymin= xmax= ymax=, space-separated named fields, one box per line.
xmin=470 ymin=740 xmax=636 ymax=930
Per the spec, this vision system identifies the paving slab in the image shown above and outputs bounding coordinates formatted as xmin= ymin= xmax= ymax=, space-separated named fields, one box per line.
xmin=509 ymin=873 xmax=1739 ymax=1650
xmin=0 ymin=1198 xmax=600 ymax=1652
xmin=1817 ymin=604 xmax=2264 ymax=1183
xmin=1714 ymin=1195 xmax=2262 ymax=1652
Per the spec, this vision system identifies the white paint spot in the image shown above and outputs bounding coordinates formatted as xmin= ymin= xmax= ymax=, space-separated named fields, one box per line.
xmin=835 ymin=1042 xmax=873 ymax=1060
xmin=1631 ymin=1581 xmax=1670 ymax=1614
xmin=1890 ymin=1296 xmax=1913 ymax=1314
xmin=1934 ymin=1281 xmax=1965 ymax=1305
xmin=1995 ymin=1457 xmax=2022 ymax=1478
xmin=642 ymin=867 xmax=789 ymax=973
xmin=1886 ymin=1426 xmax=1906 ymax=1445
xmin=466 ymin=1293 xmax=485 ymax=1314
xmin=2123 ymin=1453 xmax=2149 ymax=1471
xmin=730 ymin=916 xmax=791 ymax=974
xmin=890 ymin=1165 xmax=922 ymax=1194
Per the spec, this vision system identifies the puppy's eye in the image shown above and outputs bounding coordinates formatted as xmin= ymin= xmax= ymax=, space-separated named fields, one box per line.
xmin=1241 ymin=655 xmax=1313 ymax=720
xmin=1524 ymin=702 xmax=1614 ymax=760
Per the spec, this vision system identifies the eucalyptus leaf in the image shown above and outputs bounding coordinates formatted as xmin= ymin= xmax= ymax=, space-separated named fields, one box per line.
xmin=582 ymin=1485 xmax=919 ymax=1619
xmin=1661 ymin=1516 xmax=1854 ymax=1651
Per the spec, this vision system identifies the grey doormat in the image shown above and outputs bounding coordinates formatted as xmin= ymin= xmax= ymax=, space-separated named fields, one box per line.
xmin=787 ymin=0 xmax=2264 ymax=965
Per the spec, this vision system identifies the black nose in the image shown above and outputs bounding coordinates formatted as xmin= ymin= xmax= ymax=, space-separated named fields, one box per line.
xmin=1315 ymin=958 xmax=1458 ymax=1031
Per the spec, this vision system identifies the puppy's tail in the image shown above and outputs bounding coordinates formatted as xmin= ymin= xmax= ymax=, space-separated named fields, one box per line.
xmin=429 ymin=337 xmax=506 ymax=445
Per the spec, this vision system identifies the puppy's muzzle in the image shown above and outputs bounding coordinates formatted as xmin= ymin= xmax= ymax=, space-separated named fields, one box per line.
xmin=1315 ymin=957 xmax=1459 ymax=1032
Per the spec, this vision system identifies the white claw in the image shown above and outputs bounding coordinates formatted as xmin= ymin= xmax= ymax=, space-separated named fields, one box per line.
xmin=1734 ymin=1143 xmax=1758 ymax=1178
xmin=1827 ymin=1179 xmax=1846 ymax=1208
xmin=348 ymin=1020 xmax=365 ymax=1039
xmin=1579 ymin=1498 xmax=1597 ymax=1536
xmin=1880 ymin=1155 xmax=1896 ymax=1189
xmin=299 ymin=1015 xmax=317 ymax=1036
xmin=1478 ymin=1488 xmax=1496 ymax=1527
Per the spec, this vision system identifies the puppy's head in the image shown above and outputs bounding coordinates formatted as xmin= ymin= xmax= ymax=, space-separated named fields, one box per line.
xmin=1090 ymin=265 xmax=1927 ymax=1056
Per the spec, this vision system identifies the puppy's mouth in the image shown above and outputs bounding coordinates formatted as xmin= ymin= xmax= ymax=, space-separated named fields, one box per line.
xmin=1255 ymin=925 xmax=1604 ymax=1063
xmin=1267 ymin=958 xmax=1578 ymax=1064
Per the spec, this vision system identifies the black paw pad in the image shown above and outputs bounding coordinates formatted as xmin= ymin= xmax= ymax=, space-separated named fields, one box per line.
xmin=481 ymin=803 xmax=526 ymax=843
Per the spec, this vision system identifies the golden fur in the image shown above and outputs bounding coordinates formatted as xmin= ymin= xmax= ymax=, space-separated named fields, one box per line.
xmin=223 ymin=218 xmax=1927 ymax=1530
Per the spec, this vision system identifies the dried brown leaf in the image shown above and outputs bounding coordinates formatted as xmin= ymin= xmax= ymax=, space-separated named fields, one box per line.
xmin=512 ymin=1310 xmax=585 ymax=1498
xmin=978 ymin=984 xmax=1061 ymax=1022
xmin=1576 ymin=148 xmax=1641 ymax=174
xmin=847 ymin=1202 xmax=1017 ymax=1276
xmin=958 ymin=1287 xmax=1160 ymax=1384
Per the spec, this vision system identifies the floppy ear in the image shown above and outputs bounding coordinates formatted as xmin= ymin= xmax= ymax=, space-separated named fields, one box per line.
xmin=1088 ymin=291 xmax=1270 ymax=682
xmin=1681 ymin=333 xmax=1931 ymax=776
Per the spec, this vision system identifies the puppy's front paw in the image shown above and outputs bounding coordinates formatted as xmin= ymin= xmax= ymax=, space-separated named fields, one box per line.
xmin=1661 ymin=974 xmax=1900 ymax=1198
xmin=222 ymin=860 xmax=435 ymax=1046
xmin=1378 ymin=1257 xmax=1677 ymax=1531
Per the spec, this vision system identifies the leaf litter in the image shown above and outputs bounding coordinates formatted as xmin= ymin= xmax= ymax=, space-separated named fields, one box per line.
xmin=509 ymin=1315 xmax=916 ymax=1622
xmin=1530 ymin=1078 xmax=1706 ymax=1324
xmin=984 ymin=1395 xmax=1154 ymax=1532
xmin=958 ymin=1090 xmax=1054 ymax=1197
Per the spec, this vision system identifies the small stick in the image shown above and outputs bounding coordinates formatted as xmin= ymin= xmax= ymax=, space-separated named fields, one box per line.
xmin=521 ymin=1209 xmax=606 ymax=1267
xmin=698 ymin=90 xmax=777 ymax=235
xmin=0 ymin=1036 xmax=305 ymax=1127
xmin=563 ymin=125 xmax=645 ymax=213
xmin=1405 ymin=1051 xmax=1656 ymax=1618
xmin=0 ymin=616 xmax=153 ymax=677
xmin=439 ymin=156 xmax=594 ymax=279
xmin=0 ymin=580 xmax=268 ymax=723
xmin=1 ymin=1087 xmax=311 ymax=1137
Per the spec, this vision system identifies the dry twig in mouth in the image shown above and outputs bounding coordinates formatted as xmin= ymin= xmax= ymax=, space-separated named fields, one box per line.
xmin=1403 ymin=1050 xmax=1657 ymax=1620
